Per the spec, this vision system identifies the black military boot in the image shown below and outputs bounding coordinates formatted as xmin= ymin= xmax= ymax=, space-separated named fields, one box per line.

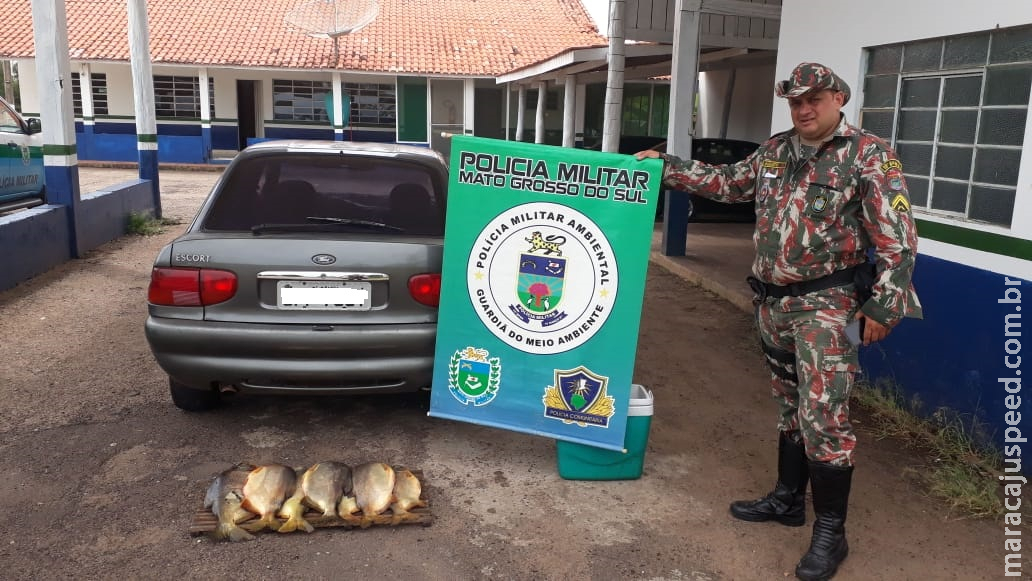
xmin=729 ymin=431 xmax=808 ymax=526
xmin=795 ymin=461 xmax=854 ymax=581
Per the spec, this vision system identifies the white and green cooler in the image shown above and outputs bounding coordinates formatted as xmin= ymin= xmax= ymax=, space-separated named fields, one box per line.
xmin=556 ymin=384 xmax=654 ymax=480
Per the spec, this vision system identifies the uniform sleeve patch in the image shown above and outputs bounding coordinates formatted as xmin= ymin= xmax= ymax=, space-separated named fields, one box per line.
xmin=880 ymin=159 xmax=903 ymax=173
xmin=890 ymin=192 xmax=911 ymax=212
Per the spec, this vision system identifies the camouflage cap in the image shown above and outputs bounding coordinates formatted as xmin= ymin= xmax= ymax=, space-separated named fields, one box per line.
xmin=775 ymin=62 xmax=851 ymax=104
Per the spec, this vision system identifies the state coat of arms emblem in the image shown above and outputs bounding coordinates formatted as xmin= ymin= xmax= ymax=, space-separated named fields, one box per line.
xmin=447 ymin=346 xmax=501 ymax=406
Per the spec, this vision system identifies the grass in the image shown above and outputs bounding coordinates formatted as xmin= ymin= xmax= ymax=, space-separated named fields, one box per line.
xmin=851 ymin=379 xmax=1019 ymax=521
xmin=126 ymin=211 xmax=181 ymax=236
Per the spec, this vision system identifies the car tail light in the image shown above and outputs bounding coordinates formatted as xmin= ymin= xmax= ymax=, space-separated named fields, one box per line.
xmin=148 ymin=267 xmax=238 ymax=306
xmin=408 ymin=273 xmax=441 ymax=307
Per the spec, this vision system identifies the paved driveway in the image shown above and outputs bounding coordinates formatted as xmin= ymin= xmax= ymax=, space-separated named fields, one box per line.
xmin=0 ymin=167 xmax=1003 ymax=580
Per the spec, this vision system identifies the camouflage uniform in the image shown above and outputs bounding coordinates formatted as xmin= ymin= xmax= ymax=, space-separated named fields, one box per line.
xmin=659 ymin=111 xmax=921 ymax=467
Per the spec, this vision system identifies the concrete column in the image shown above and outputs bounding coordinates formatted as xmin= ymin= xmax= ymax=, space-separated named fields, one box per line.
xmin=601 ymin=0 xmax=626 ymax=153
xmin=515 ymin=85 xmax=526 ymax=142
xmin=1 ymin=60 xmax=13 ymax=103
xmin=575 ymin=83 xmax=586 ymax=148
xmin=463 ymin=78 xmax=475 ymax=136
xmin=562 ymin=74 xmax=576 ymax=148
xmin=504 ymin=83 xmax=511 ymax=140
xmin=30 ymin=0 xmax=82 ymax=257
xmin=534 ymin=81 xmax=546 ymax=144
xmin=79 ymin=63 xmax=94 ymax=160
xmin=199 ymin=67 xmax=212 ymax=161
xmin=127 ymin=0 xmax=160 ymax=213
xmin=332 ymin=71 xmax=344 ymax=141
xmin=662 ymin=0 xmax=702 ymax=257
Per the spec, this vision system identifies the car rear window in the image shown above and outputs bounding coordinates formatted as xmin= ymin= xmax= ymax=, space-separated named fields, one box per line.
xmin=202 ymin=153 xmax=445 ymax=235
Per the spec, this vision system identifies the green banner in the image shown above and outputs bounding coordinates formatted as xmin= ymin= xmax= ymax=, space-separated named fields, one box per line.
xmin=429 ymin=136 xmax=662 ymax=451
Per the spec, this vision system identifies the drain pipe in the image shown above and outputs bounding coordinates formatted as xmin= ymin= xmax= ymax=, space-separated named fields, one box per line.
xmin=601 ymin=0 xmax=626 ymax=153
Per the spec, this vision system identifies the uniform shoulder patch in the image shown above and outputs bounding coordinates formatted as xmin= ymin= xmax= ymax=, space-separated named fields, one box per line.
xmin=890 ymin=192 xmax=911 ymax=212
xmin=880 ymin=159 xmax=903 ymax=173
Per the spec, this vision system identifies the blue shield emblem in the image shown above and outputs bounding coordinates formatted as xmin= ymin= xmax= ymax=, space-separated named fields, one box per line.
xmin=542 ymin=366 xmax=615 ymax=428
xmin=557 ymin=369 xmax=603 ymax=411
xmin=516 ymin=253 xmax=566 ymax=314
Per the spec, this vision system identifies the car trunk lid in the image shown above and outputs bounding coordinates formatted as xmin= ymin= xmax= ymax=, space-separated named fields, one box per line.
xmin=168 ymin=235 xmax=442 ymax=325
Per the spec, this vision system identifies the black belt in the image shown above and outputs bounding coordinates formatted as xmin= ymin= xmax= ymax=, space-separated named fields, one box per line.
xmin=747 ymin=267 xmax=857 ymax=301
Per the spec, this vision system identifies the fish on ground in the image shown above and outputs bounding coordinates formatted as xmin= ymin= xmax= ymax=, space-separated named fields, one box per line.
xmin=241 ymin=463 xmax=297 ymax=532
xmin=203 ymin=462 xmax=257 ymax=542
xmin=279 ymin=461 xmax=352 ymax=533
xmin=390 ymin=468 xmax=427 ymax=525
xmin=337 ymin=493 xmax=360 ymax=518
xmin=352 ymin=462 xmax=396 ymax=528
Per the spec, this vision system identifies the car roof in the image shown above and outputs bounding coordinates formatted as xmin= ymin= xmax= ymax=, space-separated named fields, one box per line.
xmin=242 ymin=140 xmax=447 ymax=165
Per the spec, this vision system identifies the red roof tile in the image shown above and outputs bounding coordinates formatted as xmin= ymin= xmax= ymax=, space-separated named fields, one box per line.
xmin=0 ymin=0 xmax=607 ymax=76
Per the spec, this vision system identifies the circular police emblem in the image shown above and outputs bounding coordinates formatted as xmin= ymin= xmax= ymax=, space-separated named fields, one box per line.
xmin=467 ymin=201 xmax=617 ymax=355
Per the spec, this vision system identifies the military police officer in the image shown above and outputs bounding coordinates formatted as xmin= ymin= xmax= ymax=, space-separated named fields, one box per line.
xmin=637 ymin=62 xmax=922 ymax=581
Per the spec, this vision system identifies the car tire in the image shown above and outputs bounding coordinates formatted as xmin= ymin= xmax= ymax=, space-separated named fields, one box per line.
xmin=169 ymin=378 xmax=221 ymax=411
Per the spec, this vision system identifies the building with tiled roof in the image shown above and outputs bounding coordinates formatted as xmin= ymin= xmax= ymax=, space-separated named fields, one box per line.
xmin=0 ymin=0 xmax=612 ymax=162
xmin=1 ymin=0 xmax=606 ymax=75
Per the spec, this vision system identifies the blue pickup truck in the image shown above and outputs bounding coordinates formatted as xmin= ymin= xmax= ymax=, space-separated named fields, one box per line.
xmin=0 ymin=95 xmax=44 ymax=212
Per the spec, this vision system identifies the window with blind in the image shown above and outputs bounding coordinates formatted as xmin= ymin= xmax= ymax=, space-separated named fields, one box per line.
xmin=71 ymin=73 xmax=109 ymax=116
xmin=343 ymin=82 xmax=396 ymax=127
xmin=273 ymin=80 xmax=397 ymax=127
xmin=273 ymin=79 xmax=331 ymax=122
xmin=153 ymin=75 xmax=215 ymax=119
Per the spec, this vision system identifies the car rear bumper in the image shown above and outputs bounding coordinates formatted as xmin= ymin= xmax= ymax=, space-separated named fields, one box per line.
xmin=145 ymin=316 xmax=437 ymax=395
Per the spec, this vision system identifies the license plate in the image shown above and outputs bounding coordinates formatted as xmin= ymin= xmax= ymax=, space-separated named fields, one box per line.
xmin=276 ymin=280 xmax=372 ymax=310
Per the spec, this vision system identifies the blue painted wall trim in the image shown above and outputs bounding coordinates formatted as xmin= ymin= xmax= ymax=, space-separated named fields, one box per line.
xmin=212 ymin=125 xmax=237 ymax=150
xmin=860 ymin=253 xmax=1030 ymax=460
xmin=79 ymin=122 xmax=398 ymax=160
xmin=44 ymin=165 xmax=83 ymax=257
xmin=0 ymin=180 xmax=157 ymax=292
xmin=0 ymin=205 xmax=72 ymax=291
xmin=77 ymin=132 xmax=208 ymax=164
xmin=78 ymin=180 xmax=156 ymax=250
xmin=157 ymin=123 xmax=201 ymax=136
xmin=138 ymin=149 xmax=161 ymax=216
xmin=201 ymin=126 xmax=212 ymax=163
xmin=82 ymin=125 xmax=94 ymax=159
xmin=94 ymin=122 xmax=138 ymax=135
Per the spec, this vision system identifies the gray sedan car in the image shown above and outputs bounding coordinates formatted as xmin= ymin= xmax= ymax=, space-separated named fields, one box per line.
xmin=145 ymin=141 xmax=447 ymax=410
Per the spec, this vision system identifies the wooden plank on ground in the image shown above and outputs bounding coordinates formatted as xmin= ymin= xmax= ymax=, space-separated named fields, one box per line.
xmin=190 ymin=466 xmax=432 ymax=538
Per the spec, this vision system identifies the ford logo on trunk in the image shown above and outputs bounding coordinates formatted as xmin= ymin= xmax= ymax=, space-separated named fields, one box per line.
xmin=311 ymin=254 xmax=336 ymax=265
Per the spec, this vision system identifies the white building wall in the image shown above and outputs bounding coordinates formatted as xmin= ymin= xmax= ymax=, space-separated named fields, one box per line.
xmin=699 ymin=63 xmax=776 ymax=143
xmin=778 ymin=0 xmax=1032 ymax=279
xmin=22 ymin=63 xmax=406 ymax=125
xmin=98 ymin=64 xmax=135 ymax=116
xmin=15 ymin=59 xmax=37 ymax=114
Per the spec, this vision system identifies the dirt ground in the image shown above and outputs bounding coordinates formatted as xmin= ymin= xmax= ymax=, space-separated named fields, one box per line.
xmin=0 ymin=167 xmax=1013 ymax=580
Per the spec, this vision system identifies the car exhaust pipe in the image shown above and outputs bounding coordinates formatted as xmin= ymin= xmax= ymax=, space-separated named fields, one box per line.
xmin=219 ymin=384 xmax=240 ymax=395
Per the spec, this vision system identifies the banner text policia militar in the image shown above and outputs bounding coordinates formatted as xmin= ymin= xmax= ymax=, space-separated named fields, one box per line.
xmin=429 ymin=136 xmax=662 ymax=452
xmin=457 ymin=151 xmax=652 ymax=204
